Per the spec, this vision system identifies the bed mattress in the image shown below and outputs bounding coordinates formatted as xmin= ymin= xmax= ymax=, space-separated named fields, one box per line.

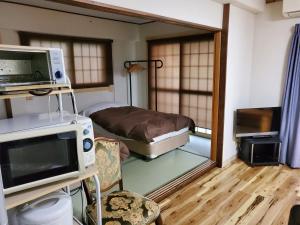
xmin=93 ymin=122 xmax=190 ymax=158
xmin=93 ymin=122 xmax=188 ymax=144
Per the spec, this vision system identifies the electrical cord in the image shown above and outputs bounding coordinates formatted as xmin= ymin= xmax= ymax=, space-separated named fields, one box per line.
xmin=81 ymin=182 xmax=85 ymax=224
xmin=29 ymin=88 xmax=53 ymax=96
xmin=55 ymin=94 xmax=60 ymax=112
xmin=65 ymin=75 xmax=78 ymax=115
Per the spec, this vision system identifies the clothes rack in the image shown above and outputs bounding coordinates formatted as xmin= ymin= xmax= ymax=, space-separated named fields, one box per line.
xmin=124 ymin=59 xmax=163 ymax=110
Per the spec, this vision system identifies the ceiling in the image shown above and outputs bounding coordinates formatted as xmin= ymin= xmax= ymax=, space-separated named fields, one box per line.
xmin=3 ymin=0 xmax=155 ymax=25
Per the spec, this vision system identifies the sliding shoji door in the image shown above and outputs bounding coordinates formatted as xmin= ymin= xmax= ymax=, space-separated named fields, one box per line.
xmin=181 ymin=39 xmax=214 ymax=130
xmin=149 ymin=34 xmax=214 ymax=131
xmin=149 ymin=43 xmax=180 ymax=114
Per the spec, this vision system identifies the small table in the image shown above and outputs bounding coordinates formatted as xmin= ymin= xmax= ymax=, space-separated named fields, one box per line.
xmin=5 ymin=166 xmax=102 ymax=225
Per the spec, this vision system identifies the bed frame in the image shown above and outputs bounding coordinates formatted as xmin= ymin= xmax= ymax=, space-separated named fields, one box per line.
xmin=93 ymin=122 xmax=189 ymax=159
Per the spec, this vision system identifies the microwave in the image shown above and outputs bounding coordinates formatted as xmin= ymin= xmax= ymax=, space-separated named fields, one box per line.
xmin=0 ymin=113 xmax=95 ymax=195
xmin=0 ymin=45 xmax=67 ymax=87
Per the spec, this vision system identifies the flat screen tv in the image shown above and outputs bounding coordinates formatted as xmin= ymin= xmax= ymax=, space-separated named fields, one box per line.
xmin=235 ymin=107 xmax=281 ymax=137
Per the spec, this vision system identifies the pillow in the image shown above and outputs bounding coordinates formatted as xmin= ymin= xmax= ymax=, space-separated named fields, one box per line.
xmin=80 ymin=102 xmax=127 ymax=117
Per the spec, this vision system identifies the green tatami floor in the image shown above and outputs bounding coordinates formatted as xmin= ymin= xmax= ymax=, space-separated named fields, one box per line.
xmin=122 ymin=149 xmax=208 ymax=195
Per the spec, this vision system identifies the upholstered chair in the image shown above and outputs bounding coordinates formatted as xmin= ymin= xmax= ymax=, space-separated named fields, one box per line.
xmin=84 ymin=137 xmax=162 ymax=225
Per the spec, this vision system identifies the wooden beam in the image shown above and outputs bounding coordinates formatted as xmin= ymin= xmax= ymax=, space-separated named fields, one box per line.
xmin=0 ymin=33 xmax=13 ymax=118
xmin=215 ymin=4 xmax=230 ymax=168
xmin=211 ymin=31 xmax=221 ymax=163
xmin=266 ymin=0 xmax=282 ymax=4
xmin=4 ymin=99 xmax=12 ymax=118
xmin=48 ymin=0 xmax=221 ymax=32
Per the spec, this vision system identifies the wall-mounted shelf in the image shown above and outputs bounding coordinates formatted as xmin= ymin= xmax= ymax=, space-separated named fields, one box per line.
xmin=0 ymin=83 xmax=70 ymax=92
xmin=0 ymin=84 xmax=72 ymax=100
xmin=0 ymin=88 xmax=73 ymax=100
xmin=0 ymin=83 xmax=76 ymax=117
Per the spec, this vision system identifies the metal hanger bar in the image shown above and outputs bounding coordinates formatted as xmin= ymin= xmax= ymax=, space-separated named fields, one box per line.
xmin=124 ymin=59 xmax=163 ymax=69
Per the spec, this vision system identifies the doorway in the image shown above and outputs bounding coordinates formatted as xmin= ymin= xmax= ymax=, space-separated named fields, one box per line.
xmin=2 ymin=0 xmax=227 ymax=202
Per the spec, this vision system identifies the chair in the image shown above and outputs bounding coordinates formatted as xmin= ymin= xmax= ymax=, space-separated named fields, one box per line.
xmin=84 ymin=137 xmax=162 ymax=225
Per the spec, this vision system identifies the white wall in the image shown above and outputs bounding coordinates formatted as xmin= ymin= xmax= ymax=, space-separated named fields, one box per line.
xmin=94 ymin=0 xmax=223 ymax=29
xmin=213 ymin=0 xmax=265 ymax=13
xmin=250 ymin=1 xmax=299 ymax=107
xmin=222 ymin=5 xmax=256 ymax=163
xmin=0 ymin=1 xmax=139 ymax=118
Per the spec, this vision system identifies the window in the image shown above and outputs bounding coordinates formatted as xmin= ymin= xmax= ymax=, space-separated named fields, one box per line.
xmin=19 ymin=32 xmax=113 ymax=89
xmin=149 ymin=34 xmax=214 ymax=130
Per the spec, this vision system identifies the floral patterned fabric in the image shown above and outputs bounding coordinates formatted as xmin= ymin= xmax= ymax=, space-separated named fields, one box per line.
xmin=87 ymin=190 xmax=160 ymax=225
xmin=86 ymin=138 xmax=122 ymax=192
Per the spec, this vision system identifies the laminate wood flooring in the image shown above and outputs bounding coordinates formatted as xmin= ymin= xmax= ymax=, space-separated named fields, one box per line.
xmin=158 ymin=159 xmax=300 ymax=225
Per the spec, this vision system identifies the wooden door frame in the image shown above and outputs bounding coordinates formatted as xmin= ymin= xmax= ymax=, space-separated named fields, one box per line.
xmin=211 ymin=4 xmax=230 ymax=167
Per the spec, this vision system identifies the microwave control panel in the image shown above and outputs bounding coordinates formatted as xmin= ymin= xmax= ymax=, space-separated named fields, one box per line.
xmin=48 ymin=49 xmax=67 ymax=84
xmin=80 ymin=119 xmax=95 ymax=167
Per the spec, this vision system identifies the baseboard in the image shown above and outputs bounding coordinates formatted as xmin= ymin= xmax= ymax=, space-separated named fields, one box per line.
xmin=222 ymin=154 xmax=238 ymax=167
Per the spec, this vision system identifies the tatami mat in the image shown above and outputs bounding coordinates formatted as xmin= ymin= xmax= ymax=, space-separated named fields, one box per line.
xmin=122 ymin=149 xmax=208 ymax=195
xmin=179 ymin=135 xmax=211 ymax=158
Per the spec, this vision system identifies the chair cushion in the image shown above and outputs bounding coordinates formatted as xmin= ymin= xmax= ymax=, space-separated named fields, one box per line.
xmin=87 ymin=190 xmax=160 ymax=225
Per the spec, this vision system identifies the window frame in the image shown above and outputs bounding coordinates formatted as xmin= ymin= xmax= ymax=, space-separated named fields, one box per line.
xmin=148 ymin=33 xmax=214 ymax=131
xmin=19 ymin=31 xmax=113 ymax=89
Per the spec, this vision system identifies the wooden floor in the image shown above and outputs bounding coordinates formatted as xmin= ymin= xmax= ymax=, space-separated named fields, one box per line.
xmin=158 ymin=159 xmax=300 ymax=225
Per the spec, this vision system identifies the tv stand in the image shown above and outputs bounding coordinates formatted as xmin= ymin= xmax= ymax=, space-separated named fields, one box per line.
xmin=238 ymin=136 xmax=281 ymax=166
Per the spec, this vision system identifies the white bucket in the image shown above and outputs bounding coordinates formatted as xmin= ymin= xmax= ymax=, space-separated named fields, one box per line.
xmin=17 ymin=192 xmax=73 ymax=225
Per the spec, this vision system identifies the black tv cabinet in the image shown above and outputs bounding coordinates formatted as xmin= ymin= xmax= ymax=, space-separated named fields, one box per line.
xmin=238 ymin=136 xmax=281 ymax=166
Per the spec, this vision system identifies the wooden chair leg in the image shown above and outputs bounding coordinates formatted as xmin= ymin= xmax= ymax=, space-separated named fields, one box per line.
xmin=155 ymin=214 xmax=163 ymax=225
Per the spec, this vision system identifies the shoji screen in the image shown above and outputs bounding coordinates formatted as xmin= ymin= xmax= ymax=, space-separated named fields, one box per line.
xmin=150 ymin=43 xmax=180 ymax=114
xmin=73 ymin=42 xmax=107 ymax=85
xmin=181 ymin=39 xmax=214 ymax=129
xmin=19 ymin=32 xmax=113 ymax=89
xmin=149 ymin=35 xmax=214 ymax=130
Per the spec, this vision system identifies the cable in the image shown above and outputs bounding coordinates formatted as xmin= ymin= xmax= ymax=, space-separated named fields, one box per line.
xmin=71 ymin=91 xmax=78 ymax=115
xmin=48 ymin=95 xmax=51 ymax=115
xmin=81 ymin=182 xmax=85 ymax=224
xmin=29 ymin=88 xmax=53 ymax=96
xmin=70 ymin=187 xmax=81 ymax=196
xmin=55 ymin=94 xmax=60 ymax=112
xmin=65 ymin=74 xmax=78 ymax=115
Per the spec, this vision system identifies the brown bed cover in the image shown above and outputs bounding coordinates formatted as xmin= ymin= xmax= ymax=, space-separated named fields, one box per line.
xmin=90 ymin=106 xmax=195 ymax=143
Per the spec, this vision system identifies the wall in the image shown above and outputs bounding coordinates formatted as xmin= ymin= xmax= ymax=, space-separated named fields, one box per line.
xmin=222 ymin=5 xmax=256 ymax=163
xmin=94 ymin=0 xmax=224 ymax=29
xmin=0 ymin=1 xmax=139 ymax=118
xmin=212 ymin=0 xmax=265 ymax=13
xmin=250 ymin=1 xmax=299 ymax=107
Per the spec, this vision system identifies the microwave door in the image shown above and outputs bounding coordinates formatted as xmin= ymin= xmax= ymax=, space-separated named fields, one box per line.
xmin=0 ymin=128 xmax=81 ymax=194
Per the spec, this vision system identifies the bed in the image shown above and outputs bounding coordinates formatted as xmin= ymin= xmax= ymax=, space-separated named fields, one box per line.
xmin=82 ymin=102 xmax=195 ymax=159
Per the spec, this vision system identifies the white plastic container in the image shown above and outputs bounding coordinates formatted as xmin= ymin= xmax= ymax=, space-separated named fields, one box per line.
xmin=17 ymin=192 xmax=73 ymax=225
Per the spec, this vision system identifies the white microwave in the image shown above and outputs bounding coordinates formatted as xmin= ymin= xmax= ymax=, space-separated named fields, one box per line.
xmin=0 ymin=113 xmax=95 ymax=195
xmin=0 ymin=44 xmax=67 ymax=87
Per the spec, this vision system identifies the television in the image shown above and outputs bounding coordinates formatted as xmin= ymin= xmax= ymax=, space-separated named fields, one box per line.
xmin=235 ymin=107 xmax=281 ymax=137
